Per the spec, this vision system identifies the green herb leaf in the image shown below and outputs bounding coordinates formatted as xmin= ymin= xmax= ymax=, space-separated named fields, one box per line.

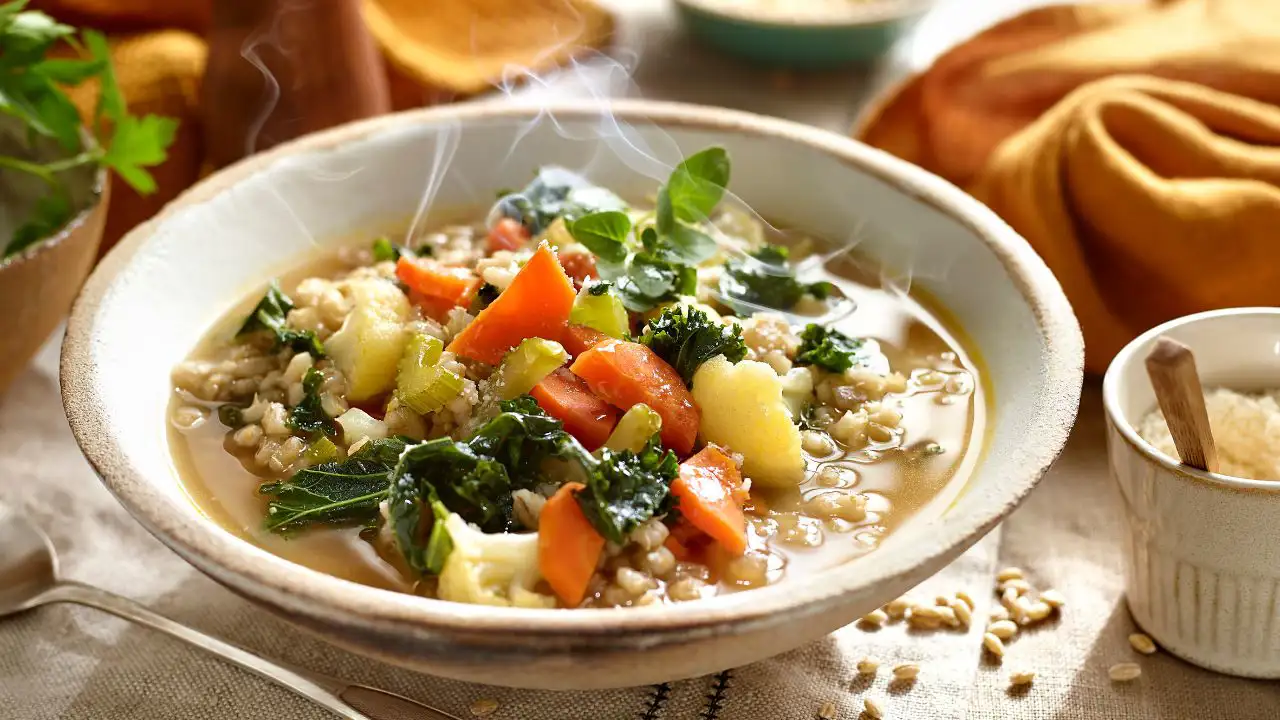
xmin=423 ymin=487 xmax=454 ymax=575
xmin=663 ymin=224 xmax=718 ymax=265
xmin=666 ymin=147 xmax=730 ymax=223
xmin=586 ymin=280 xmax=611 ymax=297
xmin=655 ymin=187 xmax=674 ymax=235
xmin=100 ymin=114 xmax=178 ymax=194
xmin=288 ymin=367 xmax=338 ymax=436
xmin=259 ymin=437 xmax=411 ymax=533
xmin=32 ymin=56 xmax=104 ymax=84
xmin=567 ymin=210 xmax=630 ymax=264
xmin=0 ymin=5 xmax=73 ymax=69
xmin=371 ymin=236 xmax=403 ymax=263
xmin=82 ymin=30 xmax=123 ymax=123
xmin=795 ymin=324 xmax=872 ymax=373
xmin=495 ymin=167 xmax=626 ymax=235
xmin=638 ymin=305 xmax=747 ymax=386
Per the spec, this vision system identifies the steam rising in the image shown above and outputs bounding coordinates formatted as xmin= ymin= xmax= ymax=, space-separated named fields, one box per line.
xmin=237 ymin=0 xmax=930 ymax=298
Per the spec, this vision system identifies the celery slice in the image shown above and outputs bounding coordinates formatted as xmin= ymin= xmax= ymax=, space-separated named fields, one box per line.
xmin=604 ymin=403 xmax=663 ymax=453
xmin=304 ymin=436 xmax=340 ymax=464
xmin=397 ymin=333 xmax=464 ymax=414
xmin=497 ymin=338 xmax=570 ymax=400
xmin=570 ymin=284 xmax=629 ymax=338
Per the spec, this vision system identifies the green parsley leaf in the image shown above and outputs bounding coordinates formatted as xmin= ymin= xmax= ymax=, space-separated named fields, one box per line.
xmin=567 ymin=210 xmax=630 ymax=264
xmin=101 ymin=114 xmax=178 ymax=194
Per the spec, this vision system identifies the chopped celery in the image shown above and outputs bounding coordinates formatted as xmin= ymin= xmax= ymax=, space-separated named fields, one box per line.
xmin=497 ymin=338 xmax=569 ymax=400
xmin=604 ymin=403 xmax=663 ymax=453
xmin=570 ymin=284 xmax=629 ymax=338
xmin=397 ymin=333 xmax=464 ymax=414
xmin=539 ymin=217 xmax=575 ymax=249
xmin=304 ymin=436 xmax=340 ymax=464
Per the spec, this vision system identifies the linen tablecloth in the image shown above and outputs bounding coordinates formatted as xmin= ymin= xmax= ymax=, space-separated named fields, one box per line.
xmin=3 ymin=1 xmax=1279 ymax=717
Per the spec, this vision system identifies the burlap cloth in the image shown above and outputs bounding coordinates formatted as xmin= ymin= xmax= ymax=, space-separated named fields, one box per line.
xmin=3 ymin=1 xmax=1279 ymax=717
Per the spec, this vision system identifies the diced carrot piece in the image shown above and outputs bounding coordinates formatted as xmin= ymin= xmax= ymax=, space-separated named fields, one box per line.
xmin=538 ymin=482 xmax=605 ymax=607
xmin=446 ymin=243 xmax=576 ymax=365
xmin=396 ymin=256 xmax=481 ymax=307
xmin=561 ymin=251 xmax=598 ymax=289
xmin=672 ymin=446 xmax=747 ymax=556
xmin=561 ymin=324 xmax=609 ymax=358
xmin=408 ymin=290 xmax=456 ymax=322
xmin=530 ymin=369 xmax=619 ymax=450
xmin=487 ymin=218 xmax=530 ymax=253
xmin=569 ymin=339 xmax=700 ymax=455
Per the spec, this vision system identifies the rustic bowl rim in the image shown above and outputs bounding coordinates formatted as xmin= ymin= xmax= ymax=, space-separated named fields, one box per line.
xmin=673 ymin=0 xmax=936 ymax=28
xmin=61 ymin=100 xmax=1082 ymax=643
xmin=1103 ymin=306 xmax=1280 ymax=493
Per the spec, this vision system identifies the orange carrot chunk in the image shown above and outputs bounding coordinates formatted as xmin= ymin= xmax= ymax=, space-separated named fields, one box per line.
xmin=672 ymin=446 xmax=748 ymax=556
xmin=561 ymin=324 xmax=610 ymax=358
xmin=396 ymin=256 xmax=481 ymax=306
xmin=539 ymin=482 xmax=606 ymax=607
xmin=446 ymin=243 xmax=576 ymax=365
xmin=569 ymin=339 xmax=700 ymax=455
xmin=530 ymin=369 xmax=619 ymax=451
xmin=487 ymin=217 xmax=531 ymax=253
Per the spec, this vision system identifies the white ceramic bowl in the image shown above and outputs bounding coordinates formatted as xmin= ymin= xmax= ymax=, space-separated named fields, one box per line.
xmin=62 ymin=100 xmax=1083 ymax=689
xmin=1104 ymin=308 xmax=1280 ymax=678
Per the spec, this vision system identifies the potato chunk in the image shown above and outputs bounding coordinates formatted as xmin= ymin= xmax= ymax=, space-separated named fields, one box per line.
xmin=691 ymin=355 xmax=805 ymax=487
xmin=326 ymin=278 xmax=410 ymax=401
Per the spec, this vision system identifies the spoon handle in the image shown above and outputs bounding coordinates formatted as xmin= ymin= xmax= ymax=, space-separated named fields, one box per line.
xmin=36 ymin=581 xmax=458 ymax=720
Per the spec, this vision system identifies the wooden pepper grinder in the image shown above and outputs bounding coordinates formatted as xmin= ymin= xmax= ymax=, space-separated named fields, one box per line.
xmin=201 ymin=0 xmax=391 ymax=169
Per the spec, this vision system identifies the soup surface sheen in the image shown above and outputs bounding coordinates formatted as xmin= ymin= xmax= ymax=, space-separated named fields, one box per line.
xmin=169 ymin=182 xmax=985 ymax=610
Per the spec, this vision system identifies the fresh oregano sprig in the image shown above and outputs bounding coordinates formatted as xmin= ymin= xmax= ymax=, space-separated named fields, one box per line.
xmin=0 ymin=1 xmax=178 ymax=258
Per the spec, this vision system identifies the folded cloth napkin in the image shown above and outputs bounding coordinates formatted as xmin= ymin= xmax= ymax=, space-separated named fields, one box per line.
xmin=29 ymin=0 xmax=614 ymax=254
xmin=855 ymin=0 xmax=1280 ymax=373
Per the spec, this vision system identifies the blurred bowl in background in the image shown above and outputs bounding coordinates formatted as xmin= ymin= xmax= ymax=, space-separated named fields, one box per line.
xmin=0 ymin=118 xmax=107 ymax=398
xmin=673 ymin=0 xmax=935 ymax=70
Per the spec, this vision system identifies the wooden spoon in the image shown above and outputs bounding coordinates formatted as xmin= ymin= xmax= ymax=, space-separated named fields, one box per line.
xmin=1144 ymin=337 xmax=1219 ymax=473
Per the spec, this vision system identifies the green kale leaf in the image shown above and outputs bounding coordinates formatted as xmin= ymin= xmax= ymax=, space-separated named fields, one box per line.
xmin=795 ymin=324 xmax=872 ymax=373
xmin=258 ymin=437 xmax=410 ymax=533
xmin=575 ymin=436 xmax=680 ymax=546
xmin=237 ymin=280 xmax=325 ymax=356
xmin=638 ymin=304 xmax=747 ymax=386
xmin=288 ymin=367 xmax=338 ymax=436
xmin=720 ymin=244 xmax=833 ymax=311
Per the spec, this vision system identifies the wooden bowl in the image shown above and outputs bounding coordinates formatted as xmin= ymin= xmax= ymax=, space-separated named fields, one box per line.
xmin=0 ymin=127 xmax=107 ymax=398
xmin=61 ymin=101 xmax=1082 ymax=689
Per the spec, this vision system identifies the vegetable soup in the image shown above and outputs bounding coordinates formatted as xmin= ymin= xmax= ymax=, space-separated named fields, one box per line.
xmin=168 ymin=148 xmax=985 ymax=609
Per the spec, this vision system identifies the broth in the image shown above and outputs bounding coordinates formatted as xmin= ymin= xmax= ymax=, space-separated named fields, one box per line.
xmin=169 ymin=241 xmax=985 ymax=601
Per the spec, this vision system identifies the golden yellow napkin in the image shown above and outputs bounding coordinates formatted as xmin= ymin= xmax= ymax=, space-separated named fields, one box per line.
xmin=856 ymin=0 xmax=1280 ymax=372
xmin=30 ymin=0 xmax=613 ymax=253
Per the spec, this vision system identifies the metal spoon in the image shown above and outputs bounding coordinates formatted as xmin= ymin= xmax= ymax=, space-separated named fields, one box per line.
xmin=0 ymin=504 xmax=461 ymax=720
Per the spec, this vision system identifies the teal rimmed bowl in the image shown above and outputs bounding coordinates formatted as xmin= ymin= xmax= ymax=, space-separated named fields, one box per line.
xmin=674 ymin=0 xmax=935 ymax=69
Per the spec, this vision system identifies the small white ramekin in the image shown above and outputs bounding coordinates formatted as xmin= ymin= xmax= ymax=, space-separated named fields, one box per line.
xmin=1103 ymin=308 xmax=1280 ymax=678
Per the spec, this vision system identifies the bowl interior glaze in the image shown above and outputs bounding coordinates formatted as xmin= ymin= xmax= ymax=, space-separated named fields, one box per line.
xmin=62 ymin=101 xmax=1082 ymax=689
